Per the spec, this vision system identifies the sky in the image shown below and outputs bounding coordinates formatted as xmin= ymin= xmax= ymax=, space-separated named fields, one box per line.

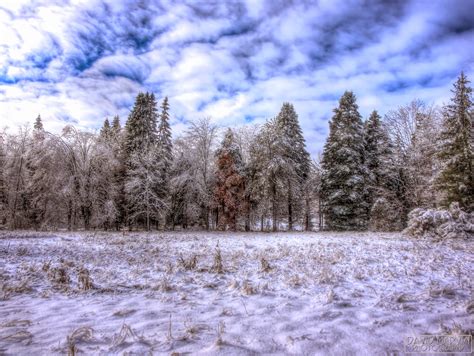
xmin=0 ymin=0 xmax=473 ymax=156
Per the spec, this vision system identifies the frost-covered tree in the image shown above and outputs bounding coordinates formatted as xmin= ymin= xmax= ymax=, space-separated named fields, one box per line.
xmin=213 ymin=129 xmax=246 ymax=231
xmin=126 ymin=147 xmax=166 ymax=231
xmin=385 ymin=100 xmax=441 ymax=223
xmin=24 ymin=117 xmax=51 ymax=229
xmin=321 ymin=91 xmax=368 ymax=230
xmin=0 ymin=133 xmax=8 ymax=226
xmin=168 ymin=139 xmax=198 ymax=229
xmin=6 ymin=126 xmax=30 ymax=229
xmin=182 ymin=117 xmax=217 ymax=229
xmin=123 ymin=92 xmax=162 ymax=228
xmin=436 ymin=72 xmax=474 ymax=211
xmin=249 ymin=118 xmax=290 ymax=231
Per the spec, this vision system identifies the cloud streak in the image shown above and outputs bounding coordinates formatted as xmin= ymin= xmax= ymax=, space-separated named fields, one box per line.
xmin=0 ymin=0 xmax=473 ymax=155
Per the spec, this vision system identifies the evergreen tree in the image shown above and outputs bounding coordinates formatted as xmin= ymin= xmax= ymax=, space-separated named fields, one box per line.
xmin=123 ymin=92 xmax=161 ymax=228
xmin=214 ymin=129 xmax=246 ymax=231
xmin=24 ymin=116 xmax=50 ymax=229
xmin=364 ymin=111 xmax=403 ymax=231
xmin=124 ymin=92 xmax=158 ymax=158
xmin=111 ymin=115 xmax=121 ymax=137
xmin=158 ymin=97 xmax=172 ymax=169
xmin=321 ymin=91 xmax=368 ymax=230
xmin=100 ymin=118 xmax=111 ymax=140
xmin=436 ymin=72 xmax=474 ymax=211
xmin=34 ymin=115 xmax=43 ymax=131
xmin=275 ymin=103 xmax=311 ymax=230
xmin=250 ymin=118 xmax=288 ymax=231
xmin=157 ymin=97 xmax=173 ymax=227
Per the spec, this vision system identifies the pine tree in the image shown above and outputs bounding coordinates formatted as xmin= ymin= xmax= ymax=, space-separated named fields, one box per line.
xmin=321 ymin=91 xmax=368 ymax=230
xmin=275 ymin=103 xmax=311 ymax=230
xmin=436 ymin=72 xmax=474 ymax=211
xmin=214 ymin=129 xmax=245 ymax=231
xmin=364 ymin=111 xmax=403 ymax=231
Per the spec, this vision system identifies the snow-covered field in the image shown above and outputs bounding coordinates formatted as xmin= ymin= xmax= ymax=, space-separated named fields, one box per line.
xmin=0 ymin=231 xmax=472 ymax=355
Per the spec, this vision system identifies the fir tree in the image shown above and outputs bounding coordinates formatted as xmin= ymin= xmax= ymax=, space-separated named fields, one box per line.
xmin=214 ymin=129 xmax=245 ymax=231
xmin=436 ymin=72 xmax=474 ymax=211
xmin=321 ymin=91 xmax=368 ymax=230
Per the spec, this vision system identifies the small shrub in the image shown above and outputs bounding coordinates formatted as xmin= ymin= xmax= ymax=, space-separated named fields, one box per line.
xmin=404 ymin=202 xmax=473 ymax=239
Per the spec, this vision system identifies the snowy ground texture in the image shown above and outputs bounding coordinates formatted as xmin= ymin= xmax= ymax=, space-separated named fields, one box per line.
xmin=0 ymin=231 xmax=473 ymax=355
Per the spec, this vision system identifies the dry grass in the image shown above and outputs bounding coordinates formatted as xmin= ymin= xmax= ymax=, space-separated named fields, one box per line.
xmin=212 ymin=243 xmax=224 ymax=274
xmin=178 ymin=254 xmax=198 ymax=271
xmin=77 ymin=267 xmax=92 ymax=291
xmin=260 ymin=257 xmax=272 ymax=273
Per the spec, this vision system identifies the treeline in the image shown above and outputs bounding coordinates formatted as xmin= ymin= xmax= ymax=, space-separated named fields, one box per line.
xmin=0 ymin=73 xmax=472 ymax=232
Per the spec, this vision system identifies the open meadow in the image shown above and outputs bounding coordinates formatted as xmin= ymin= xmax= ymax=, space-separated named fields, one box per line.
xmin=0 ymin=231 xmax=473 ymax=355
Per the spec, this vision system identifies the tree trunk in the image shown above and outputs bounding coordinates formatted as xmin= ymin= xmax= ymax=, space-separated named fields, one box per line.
xmin=305 ymin=196 xmax=311 ymax=231
xmin=318 ymin=198 xmax=323 ymax=231
xmin=272 ymin=182 xmax=278 ymax=232
xmin=11 ymin=154 xmax=24 ymax=229
xmin=287 ymin=180 xmax=293 ymax=231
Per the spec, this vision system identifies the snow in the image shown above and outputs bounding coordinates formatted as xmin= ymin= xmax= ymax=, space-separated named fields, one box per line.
xmin=0 ymin=231 xmax=472 ymax=355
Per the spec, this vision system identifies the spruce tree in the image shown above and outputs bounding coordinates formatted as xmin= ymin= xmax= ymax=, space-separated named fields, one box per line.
xmin=123 ymin=92 xmax=161 ymax=228
xmin=34 ymin=115 xmax=43 ymax=131
xmin=214 ymin=129 xmax=245 ymax=231
xmin=24 ymin=116 xmax=51 ymax=229
xmin=124 ymin=92 xmax=158 ymax=158
xmin=364 ymin=111 xmax=403 ymax=231
xmin=436 ymin=72 xmax=474 ymax=211
xmin=158 ymin=97 xmax=172 ymax=169
xmin=275 ymin=103 xmax=311 ymax=230
xmin=100 ymin=118 xmax=111 ymax=140
xmin=321 ymin=91 xmax=368 ymax=230
xmin=111 ymin=115 xmax=121 ymax=136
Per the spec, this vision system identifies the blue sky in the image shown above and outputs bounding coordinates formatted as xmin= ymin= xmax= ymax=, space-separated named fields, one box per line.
xmin=0 ymin=0 xmax=473 ymax=155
